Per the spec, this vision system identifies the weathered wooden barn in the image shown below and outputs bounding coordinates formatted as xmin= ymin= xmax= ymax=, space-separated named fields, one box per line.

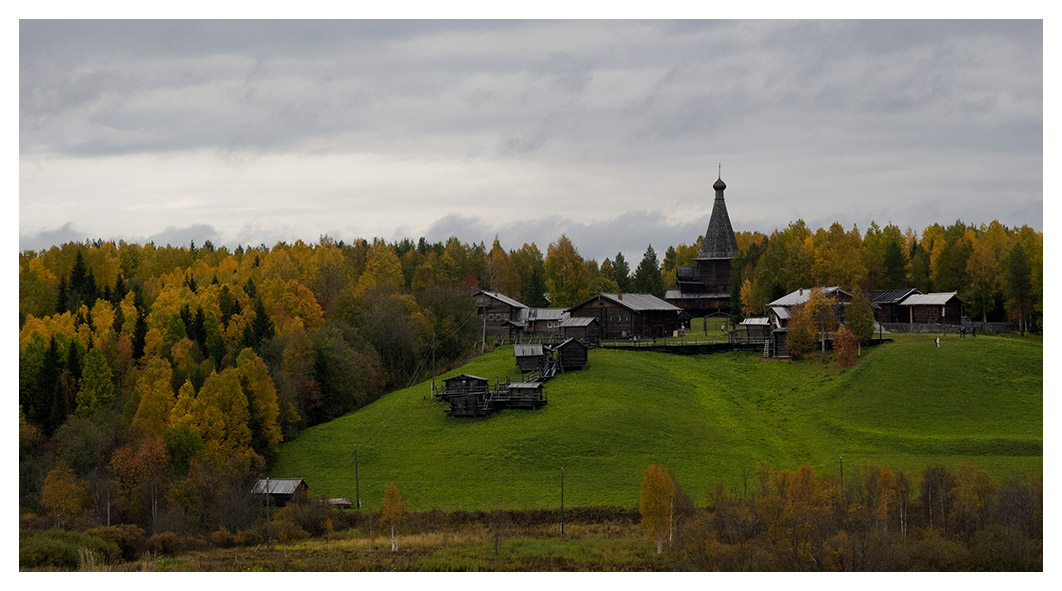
xmin=473 ymin=290 xmax=529 ymax=339
xmin=494 ymin=382 xmax=547 ymax=410
xmin=739 ymin=317 xmax=771 ymax=342
xmin=665 ymin=174 xmax=738 ymax=316
xmin=514 ymin=344 xmax=550 ymax=373
xmin=871 ymin=288 xmax=921 ymax=323
xmin=524 ymin=308 xmax=569 ymax=338
xmin=897 ymin=292 xmax=964 ymax=325
xmin=438 ymin=374 xmax=490 ymax=401
xmin=252 ymin=478 xmax=309 ymax=507
xmin=553 ymin=338 xmax=588 ymax=371
xmin=566 ymin=293 xmax=681 ymax=339
xmin=558 ymin=315 xmax=600 ymax=343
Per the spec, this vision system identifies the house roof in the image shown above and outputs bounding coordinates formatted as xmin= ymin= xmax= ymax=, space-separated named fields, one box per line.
xmin=554 ymin=337 xmax=587 ymax=349
xmin=871 ymin=288 xmax=921 ymax=305
xmin=507 ymin=382 xmax=543 ymax=390
xmin=514 ymin=344 xmax=546 ymax=357
xmin=559 ymin=316 xmax=598 ymax=327
xmin=527 ymin=308 xmax=569 ymax=321
xmin=568 ymin=293 xmax=681 ymax=313
xmin=443 ymin=374 xmax=489 ymax=383
xmin=252 ymin=478 xmax=306 ymax=496
xmin=767 ymin=286 xmax=852 ymax=308
xmin=740 ymin=317 xmax=771 ymax=325
xmin=474 ymin=290 xmax=528 ymax=309
xmin=899 ymin=292 xmax=962 ymax=306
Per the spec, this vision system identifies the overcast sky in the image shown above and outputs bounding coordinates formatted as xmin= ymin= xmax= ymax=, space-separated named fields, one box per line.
xmin=18 ymin=19 xmax=1043 ymax=262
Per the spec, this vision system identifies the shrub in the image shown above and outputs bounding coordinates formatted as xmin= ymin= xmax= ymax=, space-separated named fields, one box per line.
xmin=147 ymin=531 xmax=185 ymax=556
xmin=234 ymin=526 xmax=264 ymax=547
xmin=85 ymin=524 xmax=147 ymax=561
xmin=19 ymin=529 xmax=121 ymax=569
xmin=210 ymin=527 xmax=236 ymax=548
xmin=834 ymin=325 xmax=859 ymax=368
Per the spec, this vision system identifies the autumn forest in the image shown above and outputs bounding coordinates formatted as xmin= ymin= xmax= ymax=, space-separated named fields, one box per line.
xmin=18 ymin=218 xmax=1042 ymax=569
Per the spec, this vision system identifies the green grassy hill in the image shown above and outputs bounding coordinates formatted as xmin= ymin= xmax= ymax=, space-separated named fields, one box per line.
xmin=271 ymin=333 xmax=1042 ymax=511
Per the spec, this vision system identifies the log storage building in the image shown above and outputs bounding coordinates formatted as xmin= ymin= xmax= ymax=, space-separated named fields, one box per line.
xmin=665 ymin=174 xmax=739 ymax=316
xmin=566 ymin=293 xmax=682 ymax=339
xmin=897 ymin=292 xmax=964 ymax=325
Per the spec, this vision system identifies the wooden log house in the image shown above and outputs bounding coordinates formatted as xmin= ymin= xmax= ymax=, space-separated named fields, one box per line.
xmin=566 ymin=293 xmax=681 ymax=339
xmin=553 ymin=338 xmax=588 ymax=371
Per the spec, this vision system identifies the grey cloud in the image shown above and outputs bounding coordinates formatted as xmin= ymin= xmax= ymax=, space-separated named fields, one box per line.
xmin=146 ymin=224 xmax=222 ymax=248
xmin=20 ymin=222 xmax=95 ymax=252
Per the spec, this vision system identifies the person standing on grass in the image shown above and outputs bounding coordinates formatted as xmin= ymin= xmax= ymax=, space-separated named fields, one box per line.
xmin=935 ymin=337 xmax=940 ymax=348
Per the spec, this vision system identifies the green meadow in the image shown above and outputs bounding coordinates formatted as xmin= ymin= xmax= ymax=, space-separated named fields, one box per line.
xmin=271 ymin=333 xmax=1042 ymax=511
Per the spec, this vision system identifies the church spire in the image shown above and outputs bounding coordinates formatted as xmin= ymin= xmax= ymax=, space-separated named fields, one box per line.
xmin=698 ymin=170 xmax=737 ymax=260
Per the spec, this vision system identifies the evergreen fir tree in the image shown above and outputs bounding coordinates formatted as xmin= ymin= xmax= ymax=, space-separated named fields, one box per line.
xmin=613 ymin=252 xmax=631 ymax=292
xmin=633 ymin=244 xmax=666 ymax=298
xmin=251 ymin=299 xmax=276 ymax=345
xmin=56 ymin=276 xmax=68 ymax=314
xmin=112 ymin=302 xmax=125 ymax=335
xmin=133 ymin=309 xmax=148 ymax=360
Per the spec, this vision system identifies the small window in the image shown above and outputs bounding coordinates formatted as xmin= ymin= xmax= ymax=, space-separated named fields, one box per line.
xmin=504 ymin=313 xmax=509 ymax=320
xmin=488 ymin=313 xmax=495 ymax=321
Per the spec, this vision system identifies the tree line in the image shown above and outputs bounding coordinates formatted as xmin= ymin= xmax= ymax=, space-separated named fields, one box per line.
xmin=18 ymin=217 xmax=1041 ymax=539
xmin=640 ymin=460 xmax=1041 ymax=570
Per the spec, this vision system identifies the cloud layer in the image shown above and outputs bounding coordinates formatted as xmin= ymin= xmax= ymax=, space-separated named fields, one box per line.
xmin=19 ymin=20 xmax=1042 ymax=261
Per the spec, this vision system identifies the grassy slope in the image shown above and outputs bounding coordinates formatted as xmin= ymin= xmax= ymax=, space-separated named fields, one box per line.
xmin=272 ymin=333 xmax=1042 ymax=511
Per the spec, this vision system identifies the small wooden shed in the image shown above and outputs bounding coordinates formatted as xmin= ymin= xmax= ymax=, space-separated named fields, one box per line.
xmin=252 ymin=478 xmax=309 ymax=507
xmin=440 ymin=374 xmax=490 ymax=401
xmin=514 ymin=344 xmax=550 ymax=373
xmin=447 ymin=393 xmax=494 ymax=418
xmin=495 ymin=382 xmax=547 ymax=410
xmin=553 ymin=338 xmax=588 ymax=371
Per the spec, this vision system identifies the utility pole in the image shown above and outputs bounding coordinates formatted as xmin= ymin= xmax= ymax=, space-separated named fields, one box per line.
xmin=839 ymin=456 xmax=844 ymax=504
xmin=354 ymin=444 xmax=362 ymax=509
xmin=560 ymin=467 xmax=566 ymax=537
xmin=265 ymin=476 xmax=272 ymax=549
xmin=482 ymin=310 xmax=487 ymax=353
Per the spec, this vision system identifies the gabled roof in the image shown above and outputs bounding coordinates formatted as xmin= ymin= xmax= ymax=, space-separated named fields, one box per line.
xmin=554 ymin=337 xmax=587 ymax=349
xmin=871 ymin=288 xmax=921 ymax=305
xmin=559 ymin=316 xmax=598 ymax=328
xmin=898 ymin=292 xmax=962 ymax=306
xmin=527 ymin=308 xmax=569 ymax=322
xmin=770 ymin=306 xmax=790 ymax=320
xmin=767 ymin=287 xmax=852 ymax=308
xmin=740 ymin=317 xmax=770 ymax=326
xmin=443 ymin=373 xmax=489 ymax=382
xmin=473 ymin=289 xmax=528 ymax=309
xmin=664 ymin=289 xmax=730 ymax=300
xmin=514 ymin=344 xmax=546 ymax=357
xmin=252 ymin=478 xmax=307 ymax=496
xmin=568 ymin=293 xmax=681 ymax=313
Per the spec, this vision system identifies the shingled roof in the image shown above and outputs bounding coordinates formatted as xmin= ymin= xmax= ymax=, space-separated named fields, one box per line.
xmin=695 ymin=175 xmax=739 ymax=260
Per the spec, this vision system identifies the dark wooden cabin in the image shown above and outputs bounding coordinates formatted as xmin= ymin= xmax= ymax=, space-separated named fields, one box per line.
xmin=514 ymin=344 xmax=550 ymax=373
xmin=897 ymin=292 xmax=964 ymax=325
xmin=553 ymin=338 xmax=588 ymax=371
xmin=473 ymin=290 xmax=529 ymax=339
xmin=871 ymin=288 xmax=921 ymax=323
xmin=559 ymin=316 xmax=600 ymax=343
xmin=494 ymin=382 xmax=547 ymax=410
xmin=566 ymin=293 xmax=681 ymax=339
xmin=252 ymin=478 xmax=309 ymax=507
xmin=524 ymin=308 xmax=568 ymax=338
xmin=439 ymin=374 xmax=490 ymax=401
xmin=739 ymin=317 xmax=771 ymax=342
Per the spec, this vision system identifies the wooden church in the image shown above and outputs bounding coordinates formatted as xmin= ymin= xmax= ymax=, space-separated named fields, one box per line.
xmin=665 ymin=172 xmax=739 ymax=316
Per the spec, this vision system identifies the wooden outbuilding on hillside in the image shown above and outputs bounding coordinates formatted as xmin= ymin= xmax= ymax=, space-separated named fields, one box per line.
xmin=252 ymin=478 xmax=309 ymax=507
xmin=897 ymin=292 xmax=964 ymax=325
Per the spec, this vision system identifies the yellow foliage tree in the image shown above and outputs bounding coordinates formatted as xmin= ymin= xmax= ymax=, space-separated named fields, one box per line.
xmin=40 ymin=463 xmax=86 ymax=528
xmin=381 ymin=482 xmax=408 ymax=551
xmin=639 ymin=464 xmax=676 ymax=553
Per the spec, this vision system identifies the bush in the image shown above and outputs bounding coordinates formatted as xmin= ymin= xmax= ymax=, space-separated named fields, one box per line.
xmin=210 ymin=527 xmax=236 ymax=548
xmin=19 ymin=529 xmax=121 ymax=569
xmin=234 ymin=526 xmax=264 ymax=547
xmin=85 ymin=524 xmax=147 ymax=561
xmin=147 ymin=531 xmax=185 ymax=556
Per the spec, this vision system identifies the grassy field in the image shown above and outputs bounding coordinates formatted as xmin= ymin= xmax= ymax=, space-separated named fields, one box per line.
xmin=272 ymin=333 xmax=1042 ymax=511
